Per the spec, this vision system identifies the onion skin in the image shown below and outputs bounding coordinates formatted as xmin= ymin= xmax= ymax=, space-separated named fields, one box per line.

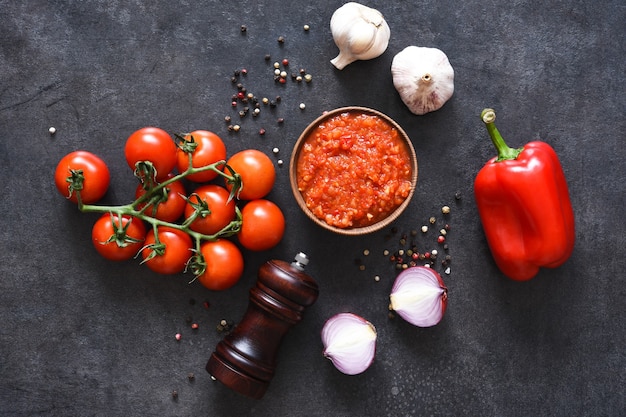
xmin=321 ymin=313 xmax=377 ymax=375
xmin=389 ymin=266 xmax=448 ymax=327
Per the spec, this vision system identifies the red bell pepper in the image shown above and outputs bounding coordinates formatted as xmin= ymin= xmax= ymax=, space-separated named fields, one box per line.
xmin=474 ymin=108 xmax=575 ymax=281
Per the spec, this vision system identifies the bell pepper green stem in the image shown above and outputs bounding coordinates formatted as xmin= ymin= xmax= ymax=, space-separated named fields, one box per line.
xmin=481 ymin=108 xmax=524 ymax=162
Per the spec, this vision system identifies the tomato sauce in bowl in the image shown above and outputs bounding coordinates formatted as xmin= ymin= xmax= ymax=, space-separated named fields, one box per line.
xmin=290 ymin=107 xmax=418 ymax=235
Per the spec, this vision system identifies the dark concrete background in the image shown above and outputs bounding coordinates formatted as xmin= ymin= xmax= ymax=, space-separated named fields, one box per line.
xmin=1 ymin=1 xmax=624 ymax=416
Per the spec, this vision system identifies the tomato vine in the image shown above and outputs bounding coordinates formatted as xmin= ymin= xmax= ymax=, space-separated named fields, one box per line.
xmin=68 ymin=146 xmax=244 ymax=278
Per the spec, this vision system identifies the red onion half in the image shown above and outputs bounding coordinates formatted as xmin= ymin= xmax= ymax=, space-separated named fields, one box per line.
xmin=321 ymin=313 xmax=377 ymax=375
xmin=389 ymin=266 xmax=448 ymax=327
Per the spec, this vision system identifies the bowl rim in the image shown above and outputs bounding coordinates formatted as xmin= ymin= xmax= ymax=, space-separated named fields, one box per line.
xmin=289 ymin=106 xmax=418 ymax=236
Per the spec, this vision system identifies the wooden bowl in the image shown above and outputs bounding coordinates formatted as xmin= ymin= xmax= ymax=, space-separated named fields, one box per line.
xmin=289 ymin=107 xmax=418 ymax=236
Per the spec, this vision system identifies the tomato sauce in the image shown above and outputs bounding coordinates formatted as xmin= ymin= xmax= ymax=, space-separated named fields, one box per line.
xmin=296 ymin=111 xmax=413 ymax=229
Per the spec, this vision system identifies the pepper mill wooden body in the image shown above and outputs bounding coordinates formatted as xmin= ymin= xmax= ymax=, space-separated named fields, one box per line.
xmin=206 ymin=252 xmax=319 ymax=399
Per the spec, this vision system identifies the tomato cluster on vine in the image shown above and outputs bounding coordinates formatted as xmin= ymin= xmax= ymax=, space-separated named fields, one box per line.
xmin=54 ymin=127 xmax=285 ymax=291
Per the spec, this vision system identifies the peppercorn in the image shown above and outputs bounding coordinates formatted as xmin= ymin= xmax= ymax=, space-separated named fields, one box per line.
xmin=282 ymin=58 xmax=289 ymax=66
xmin=438 ymin=236 xmax=446 ymax=244
xmin=191 ymin=323 xmax=199 ymax=330
xmin=455 ymin=191 xmax=462 ymax=200
xmin=224 ymin=115 xmax=231 ymax=123
xmin=188 ymin=373 xmax=195 ymax=382
xmin=259 ymin=128 xmax=266 ymax=136
xmin=304 ymin=74 xmax=313 ymax=82
xmin=303 ymin=24 xmax=310 ymax=31
xmin=277 ymin=117 xmax=284 ymax=124
xmin=442 ymin=206 xmax=451 ymax=214
xmin=264 ymin=54 xmax=271 ymax=61
xmin=429 ymin=217 xmax=436 ymax=224
xmin=240 ymin=25 xmax=247 ymax=33
xmin=277 ymin=36 xmax=285 ymax=43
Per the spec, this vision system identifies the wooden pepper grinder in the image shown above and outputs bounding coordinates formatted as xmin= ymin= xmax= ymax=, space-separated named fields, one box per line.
xmin=206 ymin=252 xmax=319 ymax=399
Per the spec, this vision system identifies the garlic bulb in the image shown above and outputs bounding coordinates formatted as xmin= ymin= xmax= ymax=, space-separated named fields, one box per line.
xmin=391 ymin=46 xmax=455 ymax=115
xmin=330 ymin=2 xmax=390 ymax=70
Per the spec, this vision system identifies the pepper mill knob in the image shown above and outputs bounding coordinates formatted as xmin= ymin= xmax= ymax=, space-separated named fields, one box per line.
xmin=206 ymin=252 xmax=319 ymax=399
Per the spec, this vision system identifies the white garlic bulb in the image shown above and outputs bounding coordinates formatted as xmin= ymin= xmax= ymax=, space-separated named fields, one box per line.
xmin=391 ymin=46 xmax=455 ymax=115
xmin=330 ymin=2 xmax=391 ymax=70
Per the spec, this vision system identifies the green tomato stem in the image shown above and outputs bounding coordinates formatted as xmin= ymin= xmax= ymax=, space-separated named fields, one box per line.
xmin=76 ymin=158 xmax=243 ymax=270
xmin=481 ymin=108 xmax=524 ymax=162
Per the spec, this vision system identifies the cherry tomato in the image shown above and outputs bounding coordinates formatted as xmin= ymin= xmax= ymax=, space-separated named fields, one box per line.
xmin=225 ymin=149 xmax=275 ymax=200
xmin=176 ymin=130 xmax=227 ymax=182
xmin=54 ymin=151 xmax=110 ymax=204
xmin=237 ymin=199 xmax=285 ymax=251
xmin=185 ymin=185 xmax=236 ymax=235
xmin=125 ymin=127 xmax=177 ymax=181
xmin=135 ymin=175 xmax=186 ymax=222
xmin=91 ymin=213 xmax=146 ymax=261
xmin=196 ymin=239 xmax=244 ymax=291
xmin=141 ymin=227 xmax=193 ymax=275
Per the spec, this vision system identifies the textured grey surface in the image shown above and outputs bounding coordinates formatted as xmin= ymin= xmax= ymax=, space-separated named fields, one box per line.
xmin=1 ymin=1 xmax=624 ymax=416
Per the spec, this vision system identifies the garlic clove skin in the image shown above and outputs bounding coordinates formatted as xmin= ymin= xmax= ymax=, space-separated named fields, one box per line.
xmin=391 ymin=46 xmax=455 ymax=115
xmin=330 ymin=2 xmax=391 ymax=70
xmin=321 ymin=312 xmax=377 ymax=375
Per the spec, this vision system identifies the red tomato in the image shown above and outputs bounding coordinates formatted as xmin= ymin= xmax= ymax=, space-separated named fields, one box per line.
xmin=54 ymin=151 xmax=110 ymax=204
xmin=196 ymin=239 xmax=244 ymax=291
xmin=135 ymin=175 xmax=186 ymax=222
xmin=125 ymin=127 xmax=177 ymax=181
xmin=238 ymin=199 xmax=285 ymax=251
xmin=91 ymin=213 xmax=146 ymax=261
xmin=141 ymin=227 xmax=193 ymax=275
xmin=185 ymin=185 xmax=236 ymax=235
xmin=225 ymin=149 xmax=275 ymax=200
xmin=176 ymin=130 xmax=227 ymax=182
